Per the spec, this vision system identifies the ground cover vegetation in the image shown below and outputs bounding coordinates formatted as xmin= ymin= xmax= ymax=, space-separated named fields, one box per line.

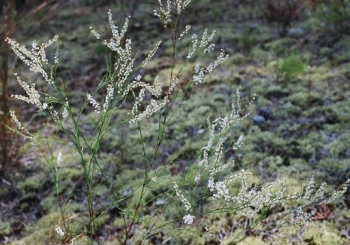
xmin=1 ymin=0 xmax=350 ymax=244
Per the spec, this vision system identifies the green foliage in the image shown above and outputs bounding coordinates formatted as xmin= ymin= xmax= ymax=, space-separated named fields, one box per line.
xmin=239 ymin=27 xmax=256 ymax=51
xmin=276 ymin=53 xmax=307 ymax=82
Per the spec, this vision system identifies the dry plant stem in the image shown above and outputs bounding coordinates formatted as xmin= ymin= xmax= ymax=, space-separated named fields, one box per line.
xmin=125 ymin=11 xmax=183 ymax=242
xmin=126 ymin=11 xmax=195 ymax=241
xmin=0 ymin=0 xmax=14 ymax=172
xmin=71 ymin=113 xmax=96 ymax=240
xmin=50 ymin=85 xmax=100 ymax=242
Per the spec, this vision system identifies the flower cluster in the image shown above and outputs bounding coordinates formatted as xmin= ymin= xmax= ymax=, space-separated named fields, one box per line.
xmin=174 ymin=87 xmax=349 ymax=225
xmin=192 ymin=50 xmax=229 ymax=84
xmin=86 ymin=93 xmax=101 ymax=113
xmin=9 ymin=110 xmax=23 ymax=130
xmin=187 ymin=29 xmax=216 ymax=59
xmin=11 ymin=75 xmax=48 ymax=111
xmin=55 ymin=225 xmax=65 ymax=236
xmin=154 ymin=0 xmax=192 ymax=27
xmin=141 ymin=41 xmax=162 ymax=68
xmin=61 ymin=100 xmax=69 ymax=120
xmin=6 ymin=35 xmax=58 ymax=84
xmin=6 ymin=35 xmax=69 ymax=126
xmin=174 ymin=182 xmax=195 ymax=224
xmin=195 ymin=89 xmax=250 ymax=183
xmin=90 ymin=11 xmax=133 ymax=90
xmin=185 ymin=28 xmax=229 ymax=84
xmin=179 ymin=25 xmax=191 ymax=40
xmin=89 ymin=10 xmax=183 ymax=124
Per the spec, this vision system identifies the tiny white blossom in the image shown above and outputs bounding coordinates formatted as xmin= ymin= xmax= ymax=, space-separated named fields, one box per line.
xmin=6 ymin=35 xmax=58 ymax=84
xmin=86 ymin=93 xmax=101 ymax=113
xmin=102 ymin=84 xmax=114 ymax=112
xmin=89 ymin=27 xmax=101 ymax=39
xmin=187 ymin=34 xmax=198 ymax=59
xmin=55 ymin=225 xmax=65 ymax=236
xmin=174 ymin=182 xmax=192 ymax=212
xmin=141 ymin=40 xmax=161 ymax=68
xmin=57 ymin=152 xmax=62 ymax=165
xmin=11 ymin=75 xmax=47 ymax=111
xmin=10 ymin=110 xmax=23 ymax=130
xmin=62 ymin=101 xmax=69 ymax=119
xmin=179 ymin=25 xmax=191 ymax=39
xmin=183 ymin=214 xmax=195 ymax=225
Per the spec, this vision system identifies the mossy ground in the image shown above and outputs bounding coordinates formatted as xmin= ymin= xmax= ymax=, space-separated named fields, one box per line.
xmin=1 ymin=1 xmax=349 ymax=244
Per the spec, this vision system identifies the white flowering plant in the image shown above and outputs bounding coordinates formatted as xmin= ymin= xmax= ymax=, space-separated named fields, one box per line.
xmin=6 ymin=0 xmax=349 ymax=244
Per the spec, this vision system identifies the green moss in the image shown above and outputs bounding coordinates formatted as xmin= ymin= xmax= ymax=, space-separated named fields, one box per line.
xmin=326 ymin=134 xmax=350 ymax=158
xmin=320 ymin=47 xmax=333 ymax=56
xmin=167 ymin=226 xmax=205 ymax=245
xmin=98 ymin=130 xmax=122 ymax=153
xmin=264 ymin=155 xmax=284 ymax=171
xmin=335 ymin=50 xmax=350 ymax=64
xmin=265 ymin=38 xmax=296 ymax=54
xmin=314 ymin=158 xmax=349 ymax=184
xmin=238 ymin=28 xmax=256 ymax=51
xmin=94 ymin=214 xmax=110 ymax=229
xmin=128 ymin=187 xmax=155 ymax=209
xmin=17 ymin=173 xmax=50 ymax=192
xmin=322 ymin=123 xmax=344 ymax=135
xmin=59 ymin=167 xmax=82 ymax=181
xmin=287 ymin=91 xmax=309 ymax=108
xmin=97 ymin=152 xmax=121 ymax=172
xmin=118 ymin=169 xmax=144 ymax=186
xmin=250 ymin=47 xmax=271 ymax=61
xmin=246 ymin=131 xmax=287 ymax=155
xmin=10 ymin=215 xmax=61 ymax=245
xmin=329 ymin=101 xmax=350 ymax=122
xmin=227 ymin=53 xmax=249 ymax=65
xmin=40 ymin=195 xmax=57 ymax=212
xmin=264 ymin=85 xmax=290 ymax=99
xmin=303 ymin=222 xmax=345 ymax=245
xmin=297 ymin=132 xmax=323 ymax=157
xmin=237 ymin=237 xmax=268 ymax=245
xmin=338 ymin=208 xmax=350 ymax=219
xmin=0 ymin=219 xmax=11 ymax=235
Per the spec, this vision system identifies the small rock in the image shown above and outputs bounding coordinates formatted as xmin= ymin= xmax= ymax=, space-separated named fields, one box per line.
xmin=287 ymin=27 xmax=307 ymax=38
xmin=253 ymin=115 xmax=265 ymax=125
xmin=258 ymin=107 xmax=272 ymax=120
xmin=249 ymin=23 xmax=258 ymax=30
xmin=155 ymin=199 xmax=167 ymax=206
xmin=123 ymin=189 xmax=132 ymax=197
xmin=298 ymin=117 xmax=309 ymax=125
xmin=197 ymin=128 xmax=205 ymax=134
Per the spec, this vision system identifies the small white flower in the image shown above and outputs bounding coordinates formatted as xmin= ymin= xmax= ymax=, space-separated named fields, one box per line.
xmin=86 ymin=93 xmax=101 ymax=113
xmin=55 ymin=225 xmax=65 ymax=236
xmin=42 ymin=103 xmax=48 ymax=110
xmin=183 ymin=214 xmax=195 ymax=225
xmin=62 ymin=105 xmax=69 ymax=119
xmin=57 ymin=152 xmax=62 ymax=165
